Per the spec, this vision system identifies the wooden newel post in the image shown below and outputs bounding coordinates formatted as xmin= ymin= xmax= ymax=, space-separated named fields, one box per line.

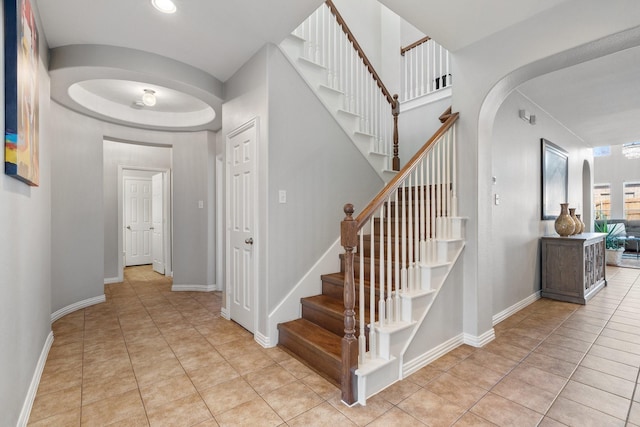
xmin=392 ymin=94 xmax=400 ymax=171
xmin=340 ymin=203 xmax=358 ymax=405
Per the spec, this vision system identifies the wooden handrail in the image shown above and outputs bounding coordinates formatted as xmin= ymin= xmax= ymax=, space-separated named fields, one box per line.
xmin=354 ymin=111 xmax=459 ymax=228
xmin=400 ymin=36 xmax=431 ymax=56
xmin=325 ymin=0 xmax=396 ymax=109
xmin=339 ymin=109 xmax=458 ymax=404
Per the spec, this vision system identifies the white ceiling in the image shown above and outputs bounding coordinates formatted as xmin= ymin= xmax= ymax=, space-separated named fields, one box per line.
xmin=35 ymin=0 xmax=640 ymax=144
xmin=35 ymin=0 xmax=323 ymax=131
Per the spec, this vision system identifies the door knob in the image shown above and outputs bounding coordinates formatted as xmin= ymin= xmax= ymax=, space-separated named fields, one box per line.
xmin=126 ymin=225 xmax=131 ymax=230
xmin=149 ymin=227 xmax=154 ymax=230
xmin=245 ymin=237 xmax=254 ymax=245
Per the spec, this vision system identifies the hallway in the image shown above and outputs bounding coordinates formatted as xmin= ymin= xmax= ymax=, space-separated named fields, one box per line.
xmin=28 ymin=265 xmax=640 ymax=426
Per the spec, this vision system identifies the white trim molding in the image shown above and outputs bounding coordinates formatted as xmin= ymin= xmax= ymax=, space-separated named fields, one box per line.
xmin=171 ymin=284 xmax=218 ymax=292
xmin=18 ymin=332 xmax=53 ymax=427
xmin=492 ymin=291 xmax=541 ymax=326
xmin=221 ymin=306 xmax=230 ymax=320
xmin=254 ymin=331 xmax=271 ymax=348
xmin=104 ymin=277 xmax=121 ymax=284
xmin=51 ymin=295 xmax=106 ymax=323
xmin=463 ymin=329 xmax=496 ymax=348
xmin=403 ymin=334 xmax=464 ymax=377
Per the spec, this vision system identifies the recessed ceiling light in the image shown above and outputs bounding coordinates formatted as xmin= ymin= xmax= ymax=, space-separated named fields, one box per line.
xmin=151 ymin=0 xmax=176 ymax=14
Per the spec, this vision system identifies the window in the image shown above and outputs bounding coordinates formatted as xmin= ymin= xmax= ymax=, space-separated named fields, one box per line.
xmin=593 ymin=146 xmax=611 ymax=157
xmin=624 ymin=182 xmax=640 ymax=220
xmin=594 ymin=184 xmax=611 ymax=220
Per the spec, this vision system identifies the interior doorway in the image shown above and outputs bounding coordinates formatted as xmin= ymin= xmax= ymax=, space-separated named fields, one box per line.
xmin=119 ymin=167 xmax=172 ymax=279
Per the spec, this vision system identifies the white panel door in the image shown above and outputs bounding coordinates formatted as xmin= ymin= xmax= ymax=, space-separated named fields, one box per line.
xmin=151 ymin=173 xmax=164 ymax=274
xmin=227 ymin=121 xmax=256 ymax=332
xmin=125 ymin=178 xmax=152 ymax=266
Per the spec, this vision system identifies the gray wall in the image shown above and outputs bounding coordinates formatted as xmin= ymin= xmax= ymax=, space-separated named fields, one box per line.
xmin=222 ymin=45 xmax=383 ymax=338
xmin=0 ymin=14 xmax=53 ymax=426
xmin=399 ymin=96 xmax=451 ymax=167
xmin=490 ymin=90 xmax=591 ymax=316
xmin=50 ymin=102 xmax=213 ymax=313
xmin=103 ymin=140 xmax=172 ymax=279
xmin=594 ymin=144 xmax=640 ymax=219
xmin=267 ymin=46 xmax=383 ymax=314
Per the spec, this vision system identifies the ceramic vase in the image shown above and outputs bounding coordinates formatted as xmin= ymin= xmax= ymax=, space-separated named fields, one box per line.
xmin=555 ymin=203 xmax=575 ymax=236
xmin=576 ymin=214 xmax=585 ymax=234
xmin=569 ymin=208 xmax=580 ymax=235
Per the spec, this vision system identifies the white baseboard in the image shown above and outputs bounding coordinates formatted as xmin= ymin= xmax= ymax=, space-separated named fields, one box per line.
xmin=463 ymin=328 xmax=496 ymax=347
xmin=221 ymin=307 xmax=230 ymax=320
xmin=51 ymin=295 xmax=106 ymax=323
xmin=402 ymin=333 xmax=464 ymax=377
xmin=104 ymin=277 xmax=121 ymax=284
xmin=18 ymin=331 xmax=53 ymax=427
xmin=254 ymin=331 xmax=272 ymax=348
xmin=492 ymin=291 xmax=541 ymax=326
xmin=171 ymin=284 xmax=217 ymax=292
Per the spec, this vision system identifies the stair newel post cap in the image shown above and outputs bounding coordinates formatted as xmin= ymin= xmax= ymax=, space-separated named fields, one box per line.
xmin=341 ymin=204 xmax=358 ymax=249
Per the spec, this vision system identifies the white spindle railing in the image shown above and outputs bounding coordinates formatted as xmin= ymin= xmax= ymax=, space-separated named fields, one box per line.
xmin=340 ymin=113 xmax=458 ymax=373
xmin=401 ymin=37 xmax=451 ymax=102
xmin=292 ymin=2 xmax=396 ymax=163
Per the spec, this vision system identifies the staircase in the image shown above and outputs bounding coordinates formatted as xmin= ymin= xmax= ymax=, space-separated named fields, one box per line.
xmin=279 ymin=0 xmax=399 ymax=182
xmin=278 ymin=112 xmax=465 ymax=405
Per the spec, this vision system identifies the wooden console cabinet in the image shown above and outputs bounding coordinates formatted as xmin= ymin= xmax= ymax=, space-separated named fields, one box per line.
xmin=541 ymin=233 xmax=607 ymax=304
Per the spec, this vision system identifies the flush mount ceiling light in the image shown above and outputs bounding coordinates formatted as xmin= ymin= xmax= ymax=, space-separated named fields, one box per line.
xmin=151 ymin=0 xmax=176 ymax=14
xmin=141 ymin=89 xmax=156 ymax=107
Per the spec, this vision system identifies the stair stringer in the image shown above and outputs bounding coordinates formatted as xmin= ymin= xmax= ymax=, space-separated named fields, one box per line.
xmin=355 ymin=219 xmax=467 ymax=405
xmin=279 ymin=34 xmax=397 ymax=183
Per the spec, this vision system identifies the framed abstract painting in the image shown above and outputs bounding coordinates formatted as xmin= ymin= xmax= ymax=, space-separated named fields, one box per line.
xmin=4 ymin=0 xmax=39 ymax=186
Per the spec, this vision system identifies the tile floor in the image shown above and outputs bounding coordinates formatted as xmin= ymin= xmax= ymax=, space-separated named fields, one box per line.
xmin=29 ymin=265 xmax=640 ymax=426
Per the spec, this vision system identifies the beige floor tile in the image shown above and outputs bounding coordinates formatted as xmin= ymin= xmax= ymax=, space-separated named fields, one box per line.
xmin=365 ymin=407 xmax=426 ymax=426
xmin=452 ymin=412 xmax=496 ymax=426
xmin=589 ymin=344 xmax=640 ymax=367
xmin=287 ymin=402 xmax=357 ymax=427
xmin=397 ymin=388 xmax=465 ymax=427
xmin=536 ymin=416 xmax=568 ymax=427
xmin=428 ymin=352 xmax=464 ymax=370
xmin=560 ymin=380 xmax=630 ymax=420
xmin=406 ymin=365 xmax=442 ymax=387
xmin=80 ymin=389 xmax=147 ymax=427
xmin=300 ymin=372 xmax=340 ymax=401
xmin=82 ymin=368 xmax=138 ymax=405
xmin=602 ymin=327 xmax=640 ymax=345
xmin=470 ymin=393 xmax=543 ymax=427
xmin=200 ymin=377 xmax=258 ymax=415
xmin=580 ymin=353 xmax=640 ymax=381
xmin=29 ymin=385 xmax=82 ymax=423
xmin=447 ymin=359 xmax=504 ymax=390
xmin=227 ymin=349 xmax=275 ymax=375
xmin=328 ymin=393 xmax=393 ymax=426
xmin=466 ymin=348 xmax=519 ymax=375
xmin=133 ymin=356 xmax=186 ymax=386
xmin=491 ymin=376 xmax=557 ymax=414
xmin=244 ymin=364 xmax=297 ymax=395
xmin=146 ymin=393 xmax=212 ymax=427
xmin=507 ymin=364 xmax=568 ymax=395
xmin=139 ymin=372 xmax=197 ymax=409
xmin=188 ymin=360 xmax=240 ymax=392
xmin=522 ymin=352 xmax=578 ymax=378
xmin=482 ymin=340 xmax=532 ymax=362
xmin=546 ymin=396 xmax=626 ymax=427
xmin=35 ymin=365 xmax=82 ymax=396
xmin=215 ymin=396 xmax=283 ymax=427
xmin=628 ymin=402 xmax=640 ymax=426
xmin=534 ymin=342 xmax=587 ymax=364
xmin=544 ymin=333 xmax=593 ymax=353
xmin=263 ymin=382 xmax=323 ymax=421
xmin=278 ymin=357 xmax=315 ymax=379
xmin=376 ymin=376 xmax=422 ymax=405
xmin=596 ymin=335 xmax=640 ymax=355
xmin=606 ymin=320 xmax=640 ymax=336
xmin=27 ymin=408 xmax=81 ymax=427
xmin=571 ymin=365 xmax=635 ymax=399
xmin=425 ymin=372 xmax=487 ymax=408
xmin=176 ymin=348 xmax=225 ymax=372
xmin=553 ymin=325 xmax=599 ymax=343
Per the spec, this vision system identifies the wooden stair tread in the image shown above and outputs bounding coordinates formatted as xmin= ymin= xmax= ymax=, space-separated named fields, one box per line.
xmin=302 ymin=294 xmax=344 ymax=314
xmin=278 ymin=318 xmax=341 ymax=359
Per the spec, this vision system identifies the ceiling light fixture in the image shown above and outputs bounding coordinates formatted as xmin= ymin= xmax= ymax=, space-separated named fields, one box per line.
xmin=622 ymin=142 xmax=640 ymax=159
xmin=151 ymin=0 xmax=176 ymax=14
xmin=141 ymin=89 xmax=156 ymax=107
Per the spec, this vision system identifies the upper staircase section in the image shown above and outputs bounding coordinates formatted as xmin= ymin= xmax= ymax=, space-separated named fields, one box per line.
xmin=279 ymin=0 xmax=400 ymax=181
